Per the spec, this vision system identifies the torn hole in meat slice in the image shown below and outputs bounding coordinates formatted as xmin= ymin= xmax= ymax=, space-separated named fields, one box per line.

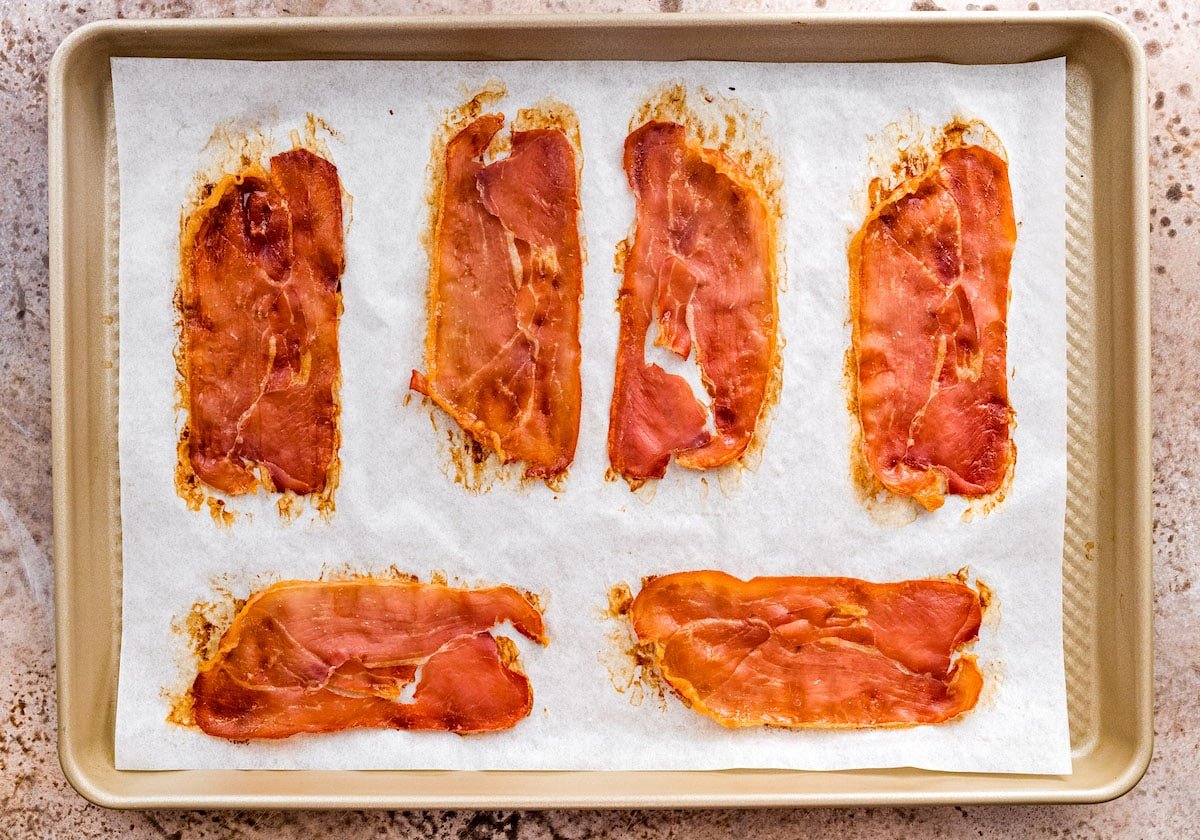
xmin=395 ymin=667 xmax=420 ymax=704
xmin=324 ymin=660 xmax=418 ymax=700
xmin=654 ymin=254 xmax=700 ymax=359
xmin=381 ymin=629 xmax=527 ymax=706
xmin=381 ymin=633 xmax=489 ymax=705
xmin=642 ymin=283 xmax=717 ymax=443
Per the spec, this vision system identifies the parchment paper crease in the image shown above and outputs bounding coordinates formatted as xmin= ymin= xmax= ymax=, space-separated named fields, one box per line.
xmin=112 ymin=57 xmax=1069 ymax=773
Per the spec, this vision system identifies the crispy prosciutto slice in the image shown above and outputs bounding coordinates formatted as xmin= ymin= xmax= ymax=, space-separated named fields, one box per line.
xmin=190 ymin=579 xmax=547 ymax=739
xmin=608 ymin=121 xmax=778 ymax=483
xmin=630 ymin=571 xmax=983 ymax=728
xmin=411 ymin=114 xmax=584 ymax=480
xmin=851 ymin=145 xmax=1016 ymax=511
xmin=180 ymin=148 xmax=344 ymax=497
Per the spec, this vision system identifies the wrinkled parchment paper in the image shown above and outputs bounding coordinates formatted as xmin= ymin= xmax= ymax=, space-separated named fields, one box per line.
xmin=112 ymin=57 xmax=1069 ymax=773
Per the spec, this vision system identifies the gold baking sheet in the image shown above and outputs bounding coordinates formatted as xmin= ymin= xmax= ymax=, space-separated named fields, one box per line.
xmin=48 ymin=12 xmax=1150 ymax=808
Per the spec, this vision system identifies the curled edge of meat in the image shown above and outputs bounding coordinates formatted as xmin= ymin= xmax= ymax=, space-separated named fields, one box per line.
xmin=608 ymin=95 xmax=784 ymax=488
xmin=847 ymin=122 xmax=1016 ymax=515
xmin=410 ymin=99 xmax=585 ymax=488
xmin=182 ymin=577 xmax=548 ymax=740
xmin=175 ymin=144 xmax=345 ymax=524
xmin=627 ymin=570 xmax=985 ymax=730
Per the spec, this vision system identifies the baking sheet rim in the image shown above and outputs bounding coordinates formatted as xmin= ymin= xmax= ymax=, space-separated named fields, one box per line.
xmin=48 ymin=11 xmax=1152 ymax=809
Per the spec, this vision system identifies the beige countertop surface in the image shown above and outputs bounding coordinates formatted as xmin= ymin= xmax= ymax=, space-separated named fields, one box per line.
xmin=1 ymin=0 xmax=1193 ymax=835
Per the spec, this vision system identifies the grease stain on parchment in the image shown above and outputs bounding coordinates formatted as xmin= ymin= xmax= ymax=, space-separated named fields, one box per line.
xmin=164 ymin=580 xmax=254 ymax=728
xmin=947 ymin=566 xmax=1000 ymax=713
xmin=598 ymin=582 xmax=670 ymax=712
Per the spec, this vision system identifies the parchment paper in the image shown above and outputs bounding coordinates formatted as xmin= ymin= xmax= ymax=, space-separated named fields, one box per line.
xmin=112 ymin=57 xmax=1069 ymax=773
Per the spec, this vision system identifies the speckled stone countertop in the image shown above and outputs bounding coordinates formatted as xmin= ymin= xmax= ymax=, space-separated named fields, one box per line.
xmin=1 ymin=0 xmax=1193 ymax=835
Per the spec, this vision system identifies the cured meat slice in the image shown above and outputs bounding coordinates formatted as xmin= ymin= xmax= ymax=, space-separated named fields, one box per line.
xmin=191 ymin=579 xmax=547 ymax=739
xmin=851 ymin=144 xmax=1016 ymax=511
xmin=608 ymin=121 xmax=778 ymax=483
xmin=180 ymin=148 xmax=344 ymax=497
xmin=411 ymin=114 xmax=583 ymax=480
xmin=630 ymin=571 xmax=983 ymax=728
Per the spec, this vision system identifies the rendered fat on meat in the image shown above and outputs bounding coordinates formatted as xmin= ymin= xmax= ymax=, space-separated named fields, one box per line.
xmin=851 ymin=145 xmax=1016 ymax=511
xmin=608 ymin=121 xmax=778 ymax=483
xmin=630 ymin=571 xmax=983 ymax=728
xmin=411 ymin=114 xmax=584 ymax=480
xmin=190 ymin=579 xmax=548 ymax=739
xmin=180 ymin=148 xmax=344 ymax=497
